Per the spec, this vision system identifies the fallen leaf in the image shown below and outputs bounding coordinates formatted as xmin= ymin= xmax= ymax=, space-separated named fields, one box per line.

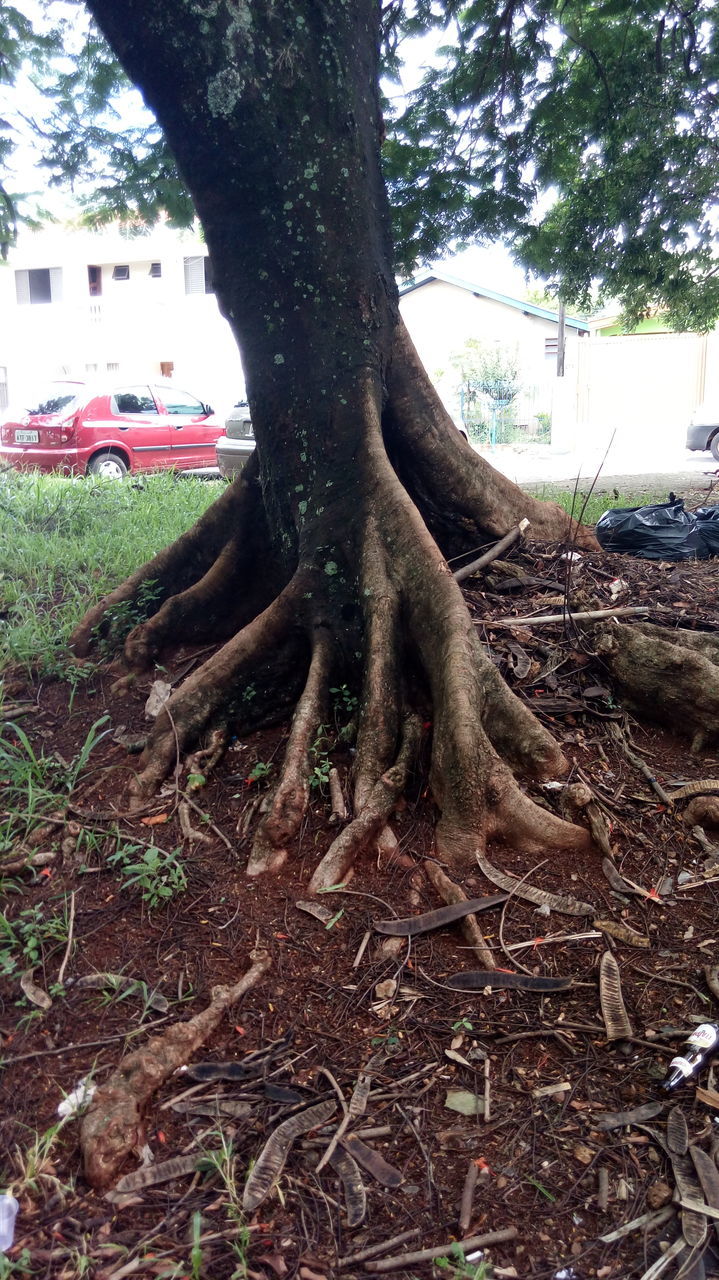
xmin=444 ymin=1089 xmax=485 ymax=1116
xmin=144 ymin=679 xmax=172 ymax=719
xmin=140 ymin=813 xmax=170 ymax=827
xmin=573 ymin=1143 xmax=594 ymax=1165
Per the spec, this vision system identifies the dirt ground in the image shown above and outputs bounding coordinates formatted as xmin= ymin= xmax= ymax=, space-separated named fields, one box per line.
xmin=2 ymin=505 xmax=719 ymax=1280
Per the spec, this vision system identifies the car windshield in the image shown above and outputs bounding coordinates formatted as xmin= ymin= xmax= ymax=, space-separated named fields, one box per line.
xmin=19 ymin=385 xmax=82 ymax=416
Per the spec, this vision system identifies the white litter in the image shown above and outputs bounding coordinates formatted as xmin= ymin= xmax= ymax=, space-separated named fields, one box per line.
xmin=57 ymin=1077 xmax=96 ymax=1118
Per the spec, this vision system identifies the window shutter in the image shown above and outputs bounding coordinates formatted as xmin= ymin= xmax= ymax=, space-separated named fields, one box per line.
xmin=15 ymin=271 xmax=30 ymax=305
xmin=49 ymin=268 xmax=63 ymax=303
xmin=183 ymin=256 xmax=206 ymax=294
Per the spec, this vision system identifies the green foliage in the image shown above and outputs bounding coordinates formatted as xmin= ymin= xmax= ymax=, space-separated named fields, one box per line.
xmin=0 ymin=714 xmax=110 ymax=852
xmin=388 ymin=2 xmax=719 ymax=330
xmin=435 ymin=1244 xmax=489 ymax=1280
xmin=308 ymin=725 xmax=332 ymax=791
xmin=107 ymin=843 xmax=187 ymax=909
xmin=0 ymin=901 xmax=70 ymax=977
xmin=94 ymin=578 xmax=160 ymax=657
xmin=245 ymin=760 xmax=272 ymax=784
xmin=4 ymin=3 xmax=719 ymax=327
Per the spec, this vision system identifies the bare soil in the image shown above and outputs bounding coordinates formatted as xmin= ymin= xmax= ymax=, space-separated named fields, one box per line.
xmin=2 ymin=532 xmax=719 ymax=1280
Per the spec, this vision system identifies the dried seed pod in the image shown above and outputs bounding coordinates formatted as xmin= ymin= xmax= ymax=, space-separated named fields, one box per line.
xmin=243 ymin=1097 xmax=337 ymax=1212
xmin=594 ymin=918 xmax=650 ymax=949
xmin=666 ymin=1107 xmax=689 ymax=1156
xmin=476 ymin=851 xmax=594 ymax=916
xmin=329 ymin=1146 xmax=366 ymax=1227
xmin=599 ymin=951 xmax=633 ymax=1041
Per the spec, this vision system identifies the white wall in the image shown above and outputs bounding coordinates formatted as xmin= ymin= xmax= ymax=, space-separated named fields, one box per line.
xmin=552 ymin=331 xmax=707 ymax=454
xmin=0 ymin=225 xmax=247 ymax=418
xmin=399 ymin=278 xmax=576 ymax=425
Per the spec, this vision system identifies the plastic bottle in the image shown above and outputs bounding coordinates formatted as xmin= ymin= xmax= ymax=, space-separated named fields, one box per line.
xmin=661 ymin=1023 xmax=719 ymax=1092
xmin=0 ymin=1194 xmax=19 ymax=1252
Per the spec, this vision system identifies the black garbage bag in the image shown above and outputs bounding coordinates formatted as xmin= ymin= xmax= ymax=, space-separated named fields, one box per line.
xmin=695 ymin=505 xmax=719 ymax=557
xmin=595 ymin=498 xmax=709 ymax=561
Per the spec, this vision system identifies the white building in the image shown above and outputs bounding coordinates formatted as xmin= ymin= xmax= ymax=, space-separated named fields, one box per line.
xmin=0 ymin=229 xmax=585 ymax=439
xmin=0 ymin=223 xmax=245 ymax=416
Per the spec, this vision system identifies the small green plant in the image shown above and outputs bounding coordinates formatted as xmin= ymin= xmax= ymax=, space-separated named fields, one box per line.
xmin=201 ymin=1133 xmax=251 ymax=1278
xmin=0 ymin=901 xmax=71 ymax=978
xmin=0 ymin=715 xmax=110 ymax=852
xmin=309 ymin=725 xmax=332 ymax=791
xmin=10 ymin=1117 xmax=75 ymax=1204
xmin=107 ymin=843 xmax=187 ymax=909
xmin=435 ymin=1243 xmax=489 ymax=1279
xmin=452 ymin=1017 xmax=474 ymax=1033
xmin=189 ymin=1211 xmax=204 ymax=1280
xmin=331 ymin=684 xmax=358 ymax=716
xmin=0 ymin=1249 xmax=35 ymax=1278
xmin=94 ymin=578 xmax=160 ymax=657
xmin=245 ymin=760 xmax=272 ymax=784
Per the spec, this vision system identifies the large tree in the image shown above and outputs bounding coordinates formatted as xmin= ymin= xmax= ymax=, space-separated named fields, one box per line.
xmin=10 ymin=0 xmax=719 ymax=890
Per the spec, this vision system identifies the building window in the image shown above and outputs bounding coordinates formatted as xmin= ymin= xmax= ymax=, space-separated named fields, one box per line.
xmin=544 ymin=337 xmax=558 ymax=357
xmin=0 ymin=366 xmax=8 ymax=410
xmin=149 ymin=262 xmax=162 ymax=278
xmin=15 ymin=267 xmax=62 ymax=305
xmin=112 ymin=264 xmax=130 ymax=281
xmin=106 ymin=362 xmax=120 ymax=373
xmin=88 ymin=265 xmax=102 ymax=296
xmin=160 ymin=361 xmax=174 ymax=378
xmin=183 ymin=255 xmax=214 ymax=294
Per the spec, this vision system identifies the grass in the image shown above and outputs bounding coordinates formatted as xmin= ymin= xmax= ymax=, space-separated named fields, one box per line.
xmin=531 ymin=483 xmax=678 ymax=527
xmin=0 ymin=469 xmax=223 ymax=674
xmin=0 ymin=468 xmax=680 ymax=680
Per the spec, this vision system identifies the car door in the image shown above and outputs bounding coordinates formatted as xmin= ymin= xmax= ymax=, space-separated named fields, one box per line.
xmin=107 ymin=386 xmax=172 ymax=471
xmin=156 ymin=385 xmax=222 ymax=469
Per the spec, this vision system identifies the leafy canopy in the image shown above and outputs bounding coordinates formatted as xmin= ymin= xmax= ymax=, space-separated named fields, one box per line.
xmin=4 ymin=0 xmax=719 ymax=328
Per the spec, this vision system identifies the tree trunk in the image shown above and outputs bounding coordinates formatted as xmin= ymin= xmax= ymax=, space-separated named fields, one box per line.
xmin=73 ymin=0 xmax=602 ymax=885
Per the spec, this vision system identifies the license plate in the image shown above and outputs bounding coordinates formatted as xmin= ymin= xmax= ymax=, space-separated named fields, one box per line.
xmin=15 ymin=430 xmax=39 ymax=444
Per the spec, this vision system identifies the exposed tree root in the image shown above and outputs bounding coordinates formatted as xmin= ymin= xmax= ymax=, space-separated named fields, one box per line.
xmin=74 ymin=383 xmax=709 ymax=892
xmin=247 ymin=629 xmax=333 ymax=876
xmin=80 ymin=946 xmax=271 ymax=1190
xmin=130 ymin=582 xmax=306 ymax=802
xmin=423 ymin=859 xmax=495 ymax=970
xmin=70 ymin=459 xmax=286 ymax=666
xmin=594 ymin=621 xmax=719 ymax=752
xmin=308 ymin=713 xmax=422 ymax=892
xmin=631 ymin=621 xmax=719 ymax=668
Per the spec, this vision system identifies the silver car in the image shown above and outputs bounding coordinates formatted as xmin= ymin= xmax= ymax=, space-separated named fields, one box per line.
xmin=216 ymin=403 xmax=255 ymax=478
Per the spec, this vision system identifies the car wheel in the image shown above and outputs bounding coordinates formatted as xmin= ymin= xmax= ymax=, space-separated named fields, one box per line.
xmin=88 ymin=452 xmax=128 ymax=480
xmin=711 ymin=434 xmax=719 ymax=463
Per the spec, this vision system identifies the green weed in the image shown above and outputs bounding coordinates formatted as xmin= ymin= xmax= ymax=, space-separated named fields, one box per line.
xmin=309 ymin=725 xmax=332 ymax=791
xmin=107 ymin=842 xmax=187 ymax=909
xmin=0 ymin=715 xmax=110 ymax=852
xmin=0 ymin=900 xmax=71 ymax=978
xmin=245 ymin=760 xmax=272 ymax=784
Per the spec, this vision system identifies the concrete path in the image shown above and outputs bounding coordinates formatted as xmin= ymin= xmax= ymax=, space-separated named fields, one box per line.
xmin=478 ymin=441 xmax=719 ymax=496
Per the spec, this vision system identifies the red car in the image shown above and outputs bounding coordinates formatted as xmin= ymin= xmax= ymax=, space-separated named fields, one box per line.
xmin=0 ymin=381 xmax=223 ymax=479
